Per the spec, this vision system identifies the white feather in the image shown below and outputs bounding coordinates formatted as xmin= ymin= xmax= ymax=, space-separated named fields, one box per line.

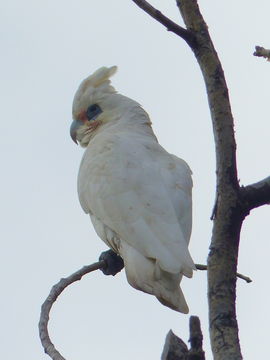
xmin=72 ymin=67 xmax=195 ymax=313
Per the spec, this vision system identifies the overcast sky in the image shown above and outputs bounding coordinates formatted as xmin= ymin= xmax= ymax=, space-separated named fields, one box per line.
xmin=1 ymin=1 xmax=269 ymax=359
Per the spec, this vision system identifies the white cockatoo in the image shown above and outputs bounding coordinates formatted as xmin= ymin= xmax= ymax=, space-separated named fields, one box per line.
xmin=70 ymin=66 xmax=195 ymax=313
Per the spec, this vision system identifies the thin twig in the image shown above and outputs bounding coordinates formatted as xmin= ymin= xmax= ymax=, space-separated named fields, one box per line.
xmin=195 ymin=264 xmax=252 ymax=283
xmin=131 ymin=0 xmax=196 ymax=46
xmin=39 ymin=260 xmax=105 ymax=360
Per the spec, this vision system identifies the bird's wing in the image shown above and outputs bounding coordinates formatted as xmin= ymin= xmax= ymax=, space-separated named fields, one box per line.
xmin=78 ymin=132 xmax=194 ymax=276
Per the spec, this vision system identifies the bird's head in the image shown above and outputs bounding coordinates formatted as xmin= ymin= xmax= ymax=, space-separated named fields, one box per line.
xmin=70 ymin=66 xmax=120 ymax=147
xmin=70 ymin=66 xmax=153 ymax=147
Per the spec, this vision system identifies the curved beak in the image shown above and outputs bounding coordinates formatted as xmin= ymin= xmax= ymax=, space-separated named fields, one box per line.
xmin=70 ymin=120 xmax=80 ymax=144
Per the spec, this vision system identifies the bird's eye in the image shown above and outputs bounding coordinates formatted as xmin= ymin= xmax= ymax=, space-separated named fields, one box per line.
xmin=86 ymin=104 xmax=102 ymax=121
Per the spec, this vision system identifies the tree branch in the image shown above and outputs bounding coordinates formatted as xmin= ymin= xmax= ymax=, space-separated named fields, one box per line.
xmin=40 ymin=259 xmax=213 ymax=360
xmin=39 ymin=261 xmax=105 ymax=360
xmin=131 ymin=0 xmax=196 ymax=47
xmin=241 ymin=176 xmax=270 ymax=211
xmin=195 ymin=264 xmax=252 ymax=283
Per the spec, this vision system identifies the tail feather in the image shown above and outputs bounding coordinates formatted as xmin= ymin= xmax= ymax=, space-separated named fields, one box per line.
xmin=120 ymin=242 xmax=191 ymax=313
xmin=156 ymin=284 xmax=189 ymax=314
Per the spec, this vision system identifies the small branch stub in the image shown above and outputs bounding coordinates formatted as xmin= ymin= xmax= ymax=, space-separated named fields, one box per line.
xmin=161 ymin=330 xmax=188 ymax=360
xmin=253 ymin=46 xmax=270 ymax=61
xmin=188 ymin=316 xmax=205 ymax=360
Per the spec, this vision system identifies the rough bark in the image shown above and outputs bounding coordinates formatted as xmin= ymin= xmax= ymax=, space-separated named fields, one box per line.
xmin=175 ymin=2 xmax=243 ymax=359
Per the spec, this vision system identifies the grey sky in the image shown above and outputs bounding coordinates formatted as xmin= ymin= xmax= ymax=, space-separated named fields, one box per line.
xmin=1 ymin=1 xmax=269 ymax=359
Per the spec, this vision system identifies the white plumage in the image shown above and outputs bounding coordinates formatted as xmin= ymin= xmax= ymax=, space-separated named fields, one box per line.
xmin=70 ymin=66 xmax=195 ymax=313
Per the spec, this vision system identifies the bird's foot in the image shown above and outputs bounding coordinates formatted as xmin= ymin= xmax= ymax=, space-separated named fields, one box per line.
xmin=99 ymin=249 xmax=124 ymax=276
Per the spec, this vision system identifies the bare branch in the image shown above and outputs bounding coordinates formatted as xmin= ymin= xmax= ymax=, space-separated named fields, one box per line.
xmin=195 ymin=264 xmax=252 ymax=283
xmin=253 ymin=46 xmax=270 ymax=61
xmin=39 ymin=261 xmax=105 ymax=360
xmin=241 ymin=176 xmax=270 ymax=211
xmin=131 ymin=0 xmax=196 ymax=46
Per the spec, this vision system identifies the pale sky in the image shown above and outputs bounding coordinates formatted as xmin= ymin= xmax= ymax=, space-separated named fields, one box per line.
xmin=1 ymin=1 xmax=269 ymax=359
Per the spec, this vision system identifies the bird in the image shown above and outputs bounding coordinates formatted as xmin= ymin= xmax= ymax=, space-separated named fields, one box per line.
xmin=70 ymin=66 xmax=195 ymax=313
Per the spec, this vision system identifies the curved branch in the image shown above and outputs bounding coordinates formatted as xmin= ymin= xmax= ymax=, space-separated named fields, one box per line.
xmin=241 ymin=176 xmax=270 ymax=211
xmin=39 ymin=261 xmax=105 ymax=360
xmin=131 ymin=0 xmax=196 ymax=47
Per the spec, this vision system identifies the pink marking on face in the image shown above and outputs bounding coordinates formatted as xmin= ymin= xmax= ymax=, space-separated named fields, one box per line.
xmin=77 ymin=110 xmax=88 ymax=123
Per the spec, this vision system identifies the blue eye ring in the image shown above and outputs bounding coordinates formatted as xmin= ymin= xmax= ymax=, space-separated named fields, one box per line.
xmin=86 ymin=104 xmax=102 ymax=121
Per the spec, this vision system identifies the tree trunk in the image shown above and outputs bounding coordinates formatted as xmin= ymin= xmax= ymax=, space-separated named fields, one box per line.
xmin=176 ymin=1 xmax=243 ymax=359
